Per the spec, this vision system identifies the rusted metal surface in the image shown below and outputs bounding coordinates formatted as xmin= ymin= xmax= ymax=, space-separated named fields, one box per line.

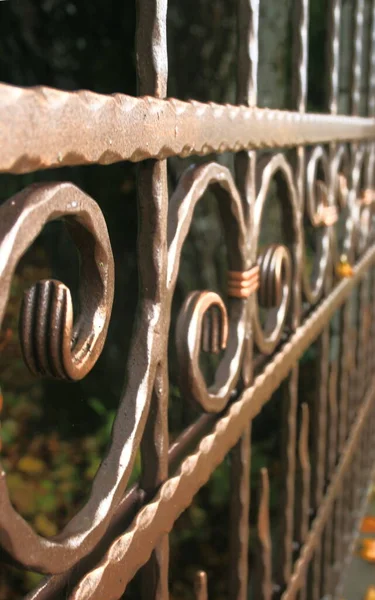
xmin=1 ymin=85 xmax=375 ymax=174
xmin=1 ymin=0 xmax=375 ymax=598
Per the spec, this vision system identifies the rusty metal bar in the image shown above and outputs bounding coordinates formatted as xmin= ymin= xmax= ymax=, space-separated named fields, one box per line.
xmin=70 ymin=244 xmax=375 ymax=600
xmin=310 ymin=327 xmax=329 ymax=600
xmin=294 ymin=403 xmax=310 ymax=600
xmin=229 ymin=2 xmax=259 ymax=598
xmin=229 ymin=428 xmax=251 ymax=600
xmin=136 ymin=1 xmax=169 ymax=599
xmin=254 ymin=468 xmax=273 ymax=600
xmin=0 ymin=84 xmax=375 ymax=174
xmin=194 ymin=571 xmax=208 ymax=600
xmin=327 ymin=0 xmax=342 ymax=115
xmin=325 ymin=3 xmax=342 ymax=591
xmin=277 ymin=0 xmax=307 ymax=591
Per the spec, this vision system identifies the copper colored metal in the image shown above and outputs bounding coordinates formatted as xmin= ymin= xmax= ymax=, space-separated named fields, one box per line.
xmin=254 ymin=468 xmax=273 ymax=600
xmin=194 ymin=571 xmax=208 ymax=600
xmin=360 ymin=188 xmax=375 ymax=205
xmin=228 ymin=265 xmax=260 ymax=298
xmin=1 ymin=85 xmax=375 ymax=175
xmin=0 ymin=183 xmax=114 ymax=382
xmin=170 ymin=162 xmax=248 ymax=414
xmin=1 ymin=0 xmax=375 ymax=596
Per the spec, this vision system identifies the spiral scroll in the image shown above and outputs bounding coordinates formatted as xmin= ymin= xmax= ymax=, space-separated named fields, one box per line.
xmin=0 ymin=182 xmax=116 ymax=573
xmin=253 ymin=154 xmax=302 ymax=354
xmin=168 ymin=162 xmax=250 ymax=413
xmin=303 ymin=146 xmax=332 ymax=304
xmin=0 ymin=183 xmax=114 ymax=382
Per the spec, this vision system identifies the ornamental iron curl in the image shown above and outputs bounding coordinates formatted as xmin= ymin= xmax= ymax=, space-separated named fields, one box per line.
xmin=0 ymin=182 xmax=116 ymax=573
xmin=253 ymin=154 xmax=302 ymax=355
xmin=0 ymin=183 xmax=115 ymax=381
xmin=168 ymin=162 xmax=249 ymax=413
xmin=303 ymin=146 xmax=332 ymax=304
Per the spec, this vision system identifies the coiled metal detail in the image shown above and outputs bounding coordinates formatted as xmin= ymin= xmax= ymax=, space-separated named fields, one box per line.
xmin=20 ymin=279 xmax=76 ymax=379
xmin=257 ymin=244 xmax=292 ymax=309
xmin=9 ymin=186 xmax=115 ymax=382
xmin=0 ymin=182 xmax=117 ymax=573
xmin=167 ymin=162 xmax=249 ymax=413
xmin=253 ymin=154 xmax=302 ymax=354
xmin=228 ymin=265 xmax=260 ymax=299
xmin=303 ymin=146 xmax=332 ymax=304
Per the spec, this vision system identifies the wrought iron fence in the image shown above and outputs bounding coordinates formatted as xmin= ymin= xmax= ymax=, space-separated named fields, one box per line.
xmin=1 ymin=0 xmax=375 ymax=598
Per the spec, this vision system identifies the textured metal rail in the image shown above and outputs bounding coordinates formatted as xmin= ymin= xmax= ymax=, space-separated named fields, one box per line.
xmin=1 ymin=84 xmax=375 ymax=174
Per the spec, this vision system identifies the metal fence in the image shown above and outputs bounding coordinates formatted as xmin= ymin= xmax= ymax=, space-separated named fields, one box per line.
xmin=1 ymin=0 xmax=375 ymax=598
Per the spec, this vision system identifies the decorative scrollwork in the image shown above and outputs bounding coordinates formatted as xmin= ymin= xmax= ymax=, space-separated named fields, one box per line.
xmin=228 ymin=265 xmax=260 ymax=299
xmin=0 ymin=182 xmax=114 ymax=381
xmin=351 ymin=148 xmax=374 ymax=257
xmin=0 ymin=182 xmax=115 ymax=572
xmin=329 ymin=144 xmax=352 ymax=270
xmin=168 ymin=162 xmax=249 ymax=413
xmin=253 ymin=154 xmax=302 ymax=355
xmin=303 ymin=146 xmax=331 ymax=304
xmin=257 ymin=244 xmax=292 ymax=309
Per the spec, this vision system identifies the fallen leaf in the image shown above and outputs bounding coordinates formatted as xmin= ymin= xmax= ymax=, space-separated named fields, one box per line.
xmin=364 ymin=586 xmax=375 ymax=600
xmin=18 ymin=456 xmax=46 ymax=475
xmin=361 ymin=516 xmax=375 ymax=533
xmin=34 ymin=514 xmax=58 ymax=538
xmin=360 ymin=539 xmax=375 ymax=562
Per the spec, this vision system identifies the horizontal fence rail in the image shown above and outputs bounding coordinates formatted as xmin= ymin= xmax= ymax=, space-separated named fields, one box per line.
xmin=0 ymin=85 xmax=375 ymax=173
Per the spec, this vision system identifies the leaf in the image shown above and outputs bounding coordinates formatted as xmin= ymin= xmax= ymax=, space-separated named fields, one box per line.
xmin=34 ymin=514 xmax=58 ymax=537
xmin=88 ymin=397 xmax=107 ymax=417
xmin=360 ymin=539 xmax=375 ymax=563
xmin=85 ymin=456 xmax=101 ymax=480
xmin=18 ymin=456 xmax=46 ymax=475
xmin=53 ymin=464 xmax=76 ymax=481
xmin=7 ymin=475 xmax=38 ymax=516
xmin=361 ymin=516 xmax=375 ymax=533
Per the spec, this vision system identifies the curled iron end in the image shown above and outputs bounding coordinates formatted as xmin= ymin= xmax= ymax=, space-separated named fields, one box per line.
xmin=20 ymin=279 xmax=76 ymax=379
xmin=201 ymin=301 xmax=228 ymax=354
xmin=257 ymin=244 xmax=292 ymax=309
xmin=176 ymin=290 xmax=242 ymax=413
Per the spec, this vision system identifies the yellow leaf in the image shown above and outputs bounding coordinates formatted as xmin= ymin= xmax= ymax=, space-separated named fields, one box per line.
xmin=364 ymin=587 xmax=375 ymax=600
xmin=8 ymin=478 xmax=38 ymax=516
xmin=361 ymin=516 xmax=375 ymax=533
xmin=34 ymin=514 xmax=58 ymax=538
xmin=18 ymin=456 xmax=46 ymax=475
xmin=361 ymin=539 xmax=375 ymax=563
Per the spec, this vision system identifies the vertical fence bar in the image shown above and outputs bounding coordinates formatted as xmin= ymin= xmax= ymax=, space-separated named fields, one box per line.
xmin=229 ymin=3 xmax=259 ymax=599
xmin=275 ymin=0 xmax=307 ymax=591
xmin=323 ymin=334 xmax=339 ymax=596
xmin=295 ymin=404 xmax=311 ymax=600
xmin=334 ymin=1 xmax=367 ymax=594
xmin=194 ymin=571 xmax=208 ymax=600
xmin=136 ymin=1 xmax=170 ymax=598
xmin=291 ymin=1 xmax=314 ymax=597
xmin=254 ymin=469 xmax=273 ymax=600
xmin=311 ymin=328 xmax=329 ymax=600
xmin=326 ymin=3 xmax=342 ymax=594
xmin=347 ymin=0 xmax=366 ymax=558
